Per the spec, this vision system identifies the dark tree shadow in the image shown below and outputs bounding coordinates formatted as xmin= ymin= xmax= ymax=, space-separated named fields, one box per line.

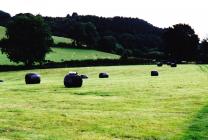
xmin=183 ymin=105 xmax=208 ymax=140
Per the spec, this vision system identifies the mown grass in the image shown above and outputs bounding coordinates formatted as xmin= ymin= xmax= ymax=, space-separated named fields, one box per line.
xmin=0 ymin=48 xmax=119 ymax=65
xmin=46 ymin=48 xmax=120 ymax=62
xmin=0 ymin=26 xmax=6 ymax=40
xmin=0 ymin=65 xmax=208 ymax=139
xmin=52 ymin=36 xmax=73 ymax=44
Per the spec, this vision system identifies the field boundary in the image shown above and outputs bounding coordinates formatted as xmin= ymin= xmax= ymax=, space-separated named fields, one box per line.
xmin=0 ymin=58 xmax=154 ymax=71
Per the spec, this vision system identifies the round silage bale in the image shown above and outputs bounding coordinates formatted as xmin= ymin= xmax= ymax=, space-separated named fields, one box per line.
xmin=171 ymin=63 xmax=177 ymax=67
xmin=64 ymin=73 xmax=83 ymax=88
xmin=157 ymin=62 xmax=163 ymax=67
xmin=99 ymin=72 xmax=109 ymax=78
xmin=25 ymin=73 xmax=41 ymax=84
xmin=151 ymin=70 xmax=159 ymax=76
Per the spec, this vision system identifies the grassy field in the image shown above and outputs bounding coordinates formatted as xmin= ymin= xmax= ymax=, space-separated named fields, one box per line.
xmin=0 ymin=26 xmax=6 ymax=39
xmin=0 ymin=48 xmax=120 ymax=65
xmin=46 ymin=48 xmax=120 ymax=62
xmin=0 ymin=65 xmax=208 ymax=139
xmin=52 ymin=36 xmax=73 ymax=44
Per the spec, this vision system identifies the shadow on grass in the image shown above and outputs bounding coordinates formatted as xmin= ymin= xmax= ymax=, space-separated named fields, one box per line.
xmin=198 ymin=65 xmax=208 ymax=73
xmin=183 ymin=105 xmax=208 ymax=140
xmin=73 ymin=91 xmax=112 ymax=96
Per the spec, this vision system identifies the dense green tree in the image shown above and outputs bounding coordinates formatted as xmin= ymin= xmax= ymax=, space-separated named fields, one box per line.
xmin=0 ymin=10 xmax=11 ymax=26
xmin=44 ymin=14 xmax=164 ymax=59
xmin=199 ymin=38 xmax=208 ymax=62
xmin=119 ymin=33 xmax=137 ymax=49
xmin=69 ymin=22 xmax=100 ymax=48
xmin=98 ymin=36 xmax=117 ymax=52
xmin=163 ymin=24 xmax=199 ymax=61
xmin=1 ymin=13 xmax=53 ymax=66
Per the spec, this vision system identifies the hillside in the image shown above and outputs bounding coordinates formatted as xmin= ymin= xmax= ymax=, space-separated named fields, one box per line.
xmin=46 ymin=48 xmax=120 ymax=62
xmin=44 ymin=15 xmax=164 ymax=59
xmin=0 ymin=26 xmax=6 ymax=39
xmin=0 ymin=47 xmax=120 ymax=65
xmin=52 ymin=36 xmax=73 ymax=44
xmin=0 ymin=26 xmax=120 ymax=65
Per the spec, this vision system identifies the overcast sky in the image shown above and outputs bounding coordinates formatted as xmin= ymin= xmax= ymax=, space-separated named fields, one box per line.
xmin=1 ymin=0 xmax=208 ymax=39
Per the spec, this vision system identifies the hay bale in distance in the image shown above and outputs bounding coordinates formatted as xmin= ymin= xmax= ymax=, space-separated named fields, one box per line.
xmin=151 ymin=70 xmax=159 ymax=76
xmin=0 ymin=80 xmax=3 ymax=82
xmin=25 ymin=73 xmax=41 ymax=84
xmin=157 ymin=62 xmax=163 ymax=67
xmin=64 ymin=74 xmax=83 ymax=88
xmin=68 ymin=72 xmax=78 ymax=76
xmin=99 ymin=72 xmax=109 ymax=78
xmin=167 ymin=62 xmax=171 ymax=65
xmin=80 ymin=74 xmax=88 ymax=79
xmin=171 ymin=63 xmax=177 ymax=67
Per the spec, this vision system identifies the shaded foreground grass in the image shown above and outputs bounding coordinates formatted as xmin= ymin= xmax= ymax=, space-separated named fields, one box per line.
xmin=182 ymin=65 xmax=208 ymax=139
xmin=0 ymin=65 xmax=208 ymax=139
xmin=183 ymin=105 xmax=208 ymax=139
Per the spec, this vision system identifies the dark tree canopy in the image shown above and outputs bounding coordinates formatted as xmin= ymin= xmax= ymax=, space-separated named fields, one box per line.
xmin=98 ymin=36 xmax=117 ymax=52
xmin=1 ymin=11 xmax=203 ymax=62
xmin=43 ymin=13 xmax=165 ymax=59
xmin=163 ymin=24 xmax=199 ymax=61
xmin=0 ymin=10 xmax=11 ymax=26
xmin=68 ymin=22 xmax=100 ymax=48
xmin=1 ymin=13 xmax=53 ymax=66
xmin=199 ymin=38 xmax=208 ymax=62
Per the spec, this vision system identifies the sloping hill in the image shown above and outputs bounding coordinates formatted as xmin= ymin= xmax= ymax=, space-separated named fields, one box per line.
xmin=46 ymin=48 xmax=120 ymax=62
xmin=0 ymin=26 xmax=120 ymax=65
xmin=0 ymin=26 xmax=6 ymax=39
xmin=52 ymin=36 xmax=73 ymax=44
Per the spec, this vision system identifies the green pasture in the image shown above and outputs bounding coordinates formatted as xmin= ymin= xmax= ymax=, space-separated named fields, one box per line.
xmin=0 ymin=26 xmax=119 ymax=65
xmin=0 ymin=65 xmax=207 ymax=139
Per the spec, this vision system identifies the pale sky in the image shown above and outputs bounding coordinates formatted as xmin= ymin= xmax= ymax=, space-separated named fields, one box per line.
xmin=0 ymin=0 xmax=208 ymax=39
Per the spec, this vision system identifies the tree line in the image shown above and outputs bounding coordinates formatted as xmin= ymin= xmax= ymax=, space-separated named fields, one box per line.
xmin=43 ymin=12 xmax=208 ymax=62
xmin=0 ymin=10 xmax=208 ymax=66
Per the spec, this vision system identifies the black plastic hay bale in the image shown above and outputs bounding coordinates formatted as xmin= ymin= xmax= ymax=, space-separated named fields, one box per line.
xmin=99 ymin=72 xmax=109 ymax=78
xmin=151 ymin=70 xmax=159 ymax=76
xmin=80 ymin=74 xmax=88 ymax=79
xmin=64 ymin=74 xmax=83 ymax=88
xmin=171 ymin=63 xmax=177 ymax=67
xmin=68 ymin=72 xmax=78 ymax=75
xmin=0 ymin=80 xmax=3 ymax=82
xmin=157 ymin=62 xmax=163 ymax=67
xmin=25 ymin=73 xmax=41 ymax=84
xmin=167 ymin=62 xmax=171 ymax=65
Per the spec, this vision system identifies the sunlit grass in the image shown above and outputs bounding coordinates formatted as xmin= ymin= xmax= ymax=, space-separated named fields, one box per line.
xmin=52 ymin=36 xmax=73 ymax=44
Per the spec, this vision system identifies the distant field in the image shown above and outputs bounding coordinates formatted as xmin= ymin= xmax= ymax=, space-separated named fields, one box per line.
xmin=0 ymin=65 xmax=208 ymax=139
xmin=0 ymin=26 xmax=6 ymax=39
xmin=46 ymin=48 xmax=120 ymax=62
xmin=52 ymin=36 xmax=73 ymax=44
xmin=0 ymin=48 xmax=120 ymax=65
xmin=0 ymin=26 xmax=120 ymax=65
